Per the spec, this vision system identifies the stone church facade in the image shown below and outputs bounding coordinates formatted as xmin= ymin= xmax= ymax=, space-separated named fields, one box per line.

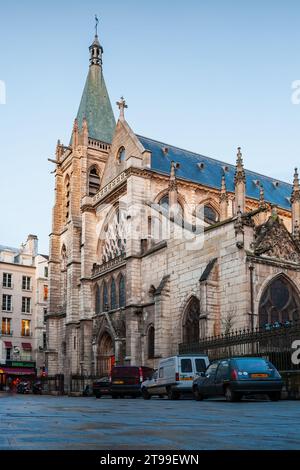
xmin=46 ymin=33 xmax=300 ymax=385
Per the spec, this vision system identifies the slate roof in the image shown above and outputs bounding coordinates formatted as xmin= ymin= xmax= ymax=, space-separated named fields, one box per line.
xmin=0 ymin=245 xmax=19 ymax=253
xmin=137 ymin=135 xmax=293 ymax=211
xmin=75 ymin=65 xmax=116 ymax=144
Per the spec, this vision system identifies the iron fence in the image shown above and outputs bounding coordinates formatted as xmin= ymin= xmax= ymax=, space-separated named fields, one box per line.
xmin=69 ymin=375 xmax=98 ymax=394
xmin=179 ymin=321 xmax=300 ymax=371
xmin=41 ymin=374 xmax=64 ymax=394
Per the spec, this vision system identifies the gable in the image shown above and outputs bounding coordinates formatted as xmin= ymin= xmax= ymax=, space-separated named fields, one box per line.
xmin=252 ymin=216 xmax=300 ymax=263
xmin=100 ymin=119 xmax=146 ymax=188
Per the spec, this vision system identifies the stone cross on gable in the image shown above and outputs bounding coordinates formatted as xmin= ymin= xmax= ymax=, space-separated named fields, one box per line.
xmin=116 ymin=96 xmax=128 ymax=119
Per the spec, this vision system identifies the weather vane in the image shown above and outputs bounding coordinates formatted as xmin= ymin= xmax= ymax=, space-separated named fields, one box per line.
xmin=95 ymin=14 xmax=99 ymax=36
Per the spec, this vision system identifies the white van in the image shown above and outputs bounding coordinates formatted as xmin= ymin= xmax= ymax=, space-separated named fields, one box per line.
xmin=141 ymin=354 xmax=209 ymax=400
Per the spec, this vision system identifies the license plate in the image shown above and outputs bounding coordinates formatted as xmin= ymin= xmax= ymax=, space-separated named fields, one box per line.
xmin=180 ymin=377 xmax=193 ymax=381
xmin=113 ymin=380 xmax=124 ymax=384
xmin=251 ymin=373 xmax=268 ymax=378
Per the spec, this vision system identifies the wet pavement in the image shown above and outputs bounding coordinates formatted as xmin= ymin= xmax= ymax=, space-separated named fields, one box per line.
xmin=0 ymin=393 xmax=300 ymax=450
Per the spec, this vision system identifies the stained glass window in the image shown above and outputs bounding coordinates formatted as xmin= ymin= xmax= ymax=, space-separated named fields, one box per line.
xmin=119 ymin=275 xmax=126 ymax=308
xmin=103 ymin=283 xmax=108 ymax=311
xmin=111 ymin=279 xmax=117 ymax=310
xmin=95 ymin=284 xmax=101 ymax=314
xmin=259 ymin=276 xmax=300 ymax=327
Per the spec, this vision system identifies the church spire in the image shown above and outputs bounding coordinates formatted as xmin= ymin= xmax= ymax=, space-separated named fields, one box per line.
xmin=72 ymin=25 xmax=116 ymax=144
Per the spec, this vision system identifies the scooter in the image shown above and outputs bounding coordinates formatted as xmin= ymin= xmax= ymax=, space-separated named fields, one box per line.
xmin=32 ymin=381 xmax=42 ymax=395
xmin=17 ymin=381 xmax=30 ymax=394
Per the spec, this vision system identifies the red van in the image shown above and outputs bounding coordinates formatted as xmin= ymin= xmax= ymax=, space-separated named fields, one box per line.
xmin=110 ymin=366 xmax=154 ymax=398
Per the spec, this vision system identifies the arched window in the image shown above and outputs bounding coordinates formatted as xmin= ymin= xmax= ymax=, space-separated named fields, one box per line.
xmin=159 ymin=195 xmax=170 ymax=211
xmin=102 ymin=282 xmax=108 ymax=311
xmin=182 ymin=296 xmax=200 ymax=344
xmin=88 ymin=167 xmax=100 ymax=196
xmin=117 ymin=147 xmax=126 ymax=163
xmin=95 ymin=284 xmax=101 ymax=314
xmin=159 ymin=194 xmax=184 ymax=226
xmin=204 ymin=205 xmax=219 ymax=225
xmin=148 ymin=325 xmax=155 ymax=359
xmin=259 ymin=275 xmax=300 ymax=327
xmin=65 ymin=175 xmax=70 ymax=222
xmin=119 ymin=274 xmax=126 ymax=308
xmin=111 ymin=279 xmax=117 ymax=310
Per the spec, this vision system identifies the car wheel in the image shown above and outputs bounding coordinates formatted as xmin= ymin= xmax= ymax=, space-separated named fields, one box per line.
xmin=167 ymin=388 xmax=180 ymax=400
xmin=142 ymin=388 xmax=151 ymax=400
xmin=95 ymin=393 xmax=101 ymax=399
xmin=225 ymin=386 xmax=241 ymax=402
xmin=269 ymin=392 xmax=281 ymax=401
xmin=193 ymin=386 xmax=203 ymax=401
xmin=111 ymin=394 xmax=119 ymax=399
xmin=158 ymin=394 xmax=164 ymax=399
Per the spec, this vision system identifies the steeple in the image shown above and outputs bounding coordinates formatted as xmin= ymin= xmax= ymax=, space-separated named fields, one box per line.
xmin=72 ymin=25 xmax=116 ymax=144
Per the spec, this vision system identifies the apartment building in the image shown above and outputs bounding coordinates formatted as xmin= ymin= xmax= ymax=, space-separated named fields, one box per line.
xmin=0 ymin=235 xmax=48 ymax=386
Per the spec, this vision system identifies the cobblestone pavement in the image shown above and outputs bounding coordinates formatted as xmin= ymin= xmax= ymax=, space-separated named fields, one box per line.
xmin=0 ymin=393 xmax=299 ymax=450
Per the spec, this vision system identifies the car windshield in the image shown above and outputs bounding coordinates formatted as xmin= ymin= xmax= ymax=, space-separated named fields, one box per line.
xmin=234 ymin=358 xmax=274 ymax=372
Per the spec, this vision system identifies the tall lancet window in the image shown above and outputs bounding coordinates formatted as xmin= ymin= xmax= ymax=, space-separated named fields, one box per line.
xmin=103 ymin=282 xmax=108 ymax=311
xmin=119 ymin=274 xmax=126 ymax=308
xmin=88 ymin=167 xmax=100 ymax=196
xmin=95 ymin=284 xmax=101 ymax=314
xmin=111 ymin=279 xmax=117 ymax=310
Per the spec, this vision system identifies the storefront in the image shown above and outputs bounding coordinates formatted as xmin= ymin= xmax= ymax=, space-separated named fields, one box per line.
xmin=0 ymin=361 xmax=36 ymax=391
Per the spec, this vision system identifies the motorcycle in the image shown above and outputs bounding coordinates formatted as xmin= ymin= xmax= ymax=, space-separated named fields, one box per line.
xmin=32 ymin=381 xmax=42 ymax=395
xmin=17 ymin=381 xmax=30 ymax=394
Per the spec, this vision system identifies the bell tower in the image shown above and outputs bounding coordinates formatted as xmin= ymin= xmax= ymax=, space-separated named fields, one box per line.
xmin=47 ymin=26 xmax=116 ymax=381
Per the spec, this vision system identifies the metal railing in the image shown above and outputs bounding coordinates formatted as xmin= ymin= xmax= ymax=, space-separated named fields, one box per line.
xmin=179 ymin=320 xmax=300 ymax=371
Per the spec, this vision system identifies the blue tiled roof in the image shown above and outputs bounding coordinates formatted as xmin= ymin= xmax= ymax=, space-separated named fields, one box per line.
xmin=137 ymin=135 xmax=292 ymax=211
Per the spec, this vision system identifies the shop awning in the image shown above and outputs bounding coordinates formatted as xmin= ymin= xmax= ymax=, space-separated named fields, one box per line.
xmin=4 ymin=341 xmax=12 ymax=348
xmin=21 ymin=343 xmax=32 ymax=351
xmin=0 ymin=367 xmax=35 ymax=376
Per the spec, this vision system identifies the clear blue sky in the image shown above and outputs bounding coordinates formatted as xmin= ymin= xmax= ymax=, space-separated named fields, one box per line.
xmin=1 ymin=0 xmax=300 ymax=253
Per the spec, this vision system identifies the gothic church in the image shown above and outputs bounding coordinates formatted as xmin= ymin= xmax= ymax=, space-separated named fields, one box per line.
xmin=46 ymin=32 xmax=300 ymax=385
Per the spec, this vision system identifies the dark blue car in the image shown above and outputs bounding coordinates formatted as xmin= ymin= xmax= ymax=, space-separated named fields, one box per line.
xmin=192 ymin=357 xmax=283 ymax=402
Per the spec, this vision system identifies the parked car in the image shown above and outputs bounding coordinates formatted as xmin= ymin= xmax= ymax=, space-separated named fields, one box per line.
xmin=141 ymin=355 xmax=209 ymax=400
xmin=92 ymin=376 xmax=111 ymax=398
xmin=110 ymin=366 xmax=154 ymax=398
xmin=192 ymin=357 xmax=283 ymax=402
